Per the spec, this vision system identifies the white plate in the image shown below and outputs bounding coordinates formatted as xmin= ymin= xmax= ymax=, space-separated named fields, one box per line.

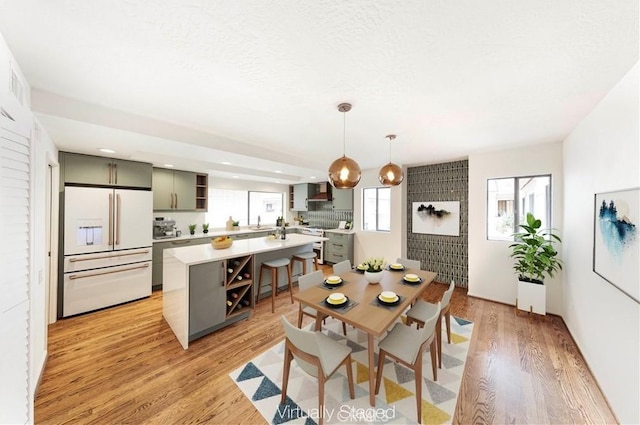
xmin=327 ymin=293 xmax=346 ymax=304
xmin=326 ymin=275 xmax=342 ymax=284
xmin=404 ymin=273 xmax=419 ymax=282
xmin=379 ymin=291 xmax=397 ymax=302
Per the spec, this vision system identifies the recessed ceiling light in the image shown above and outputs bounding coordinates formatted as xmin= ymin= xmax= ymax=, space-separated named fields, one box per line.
xmin=164 ymin=164 xmax=174 ymax=167
xmin=232 ymin=176 xmax=239 ymax=179
xmin=98 ymin=148 xmax=115 ymax=153
xmin=275 ymin=180 xmax=281 ymax=183
xmin=309 ymin=176 xmax=317 ymax=179
xmin=221 ymin=161 xmax=231 ymax=165
xmin=274 ymin=170 xmax=282 ymax=174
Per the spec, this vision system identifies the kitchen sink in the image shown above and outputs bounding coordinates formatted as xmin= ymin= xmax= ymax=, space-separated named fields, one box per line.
xmin=249 ymin=226 xmax=276 ymax=231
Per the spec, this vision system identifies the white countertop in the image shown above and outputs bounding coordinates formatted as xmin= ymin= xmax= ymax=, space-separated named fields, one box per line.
xmin=324 ymin=228 xmax=356 ymax=234
xmin=164 ymin=233 xmax=327 ymax=265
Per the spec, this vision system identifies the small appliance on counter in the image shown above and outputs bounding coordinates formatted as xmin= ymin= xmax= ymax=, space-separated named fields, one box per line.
xmin=153 ymin=218 xmax=177 ymax=239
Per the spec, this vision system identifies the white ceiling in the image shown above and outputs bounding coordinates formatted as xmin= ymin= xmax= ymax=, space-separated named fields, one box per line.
xmin=0 ymin=0 xmax=638 ymax=184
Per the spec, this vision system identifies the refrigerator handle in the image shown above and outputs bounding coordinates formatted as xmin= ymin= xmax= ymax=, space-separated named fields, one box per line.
xmin=115 ymin=193 xmax=121 ymax=245
xmin=108 ymin=193 xmax=113 ymax=245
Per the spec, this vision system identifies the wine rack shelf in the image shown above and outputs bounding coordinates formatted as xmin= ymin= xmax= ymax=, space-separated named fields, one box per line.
xmin=225 ymin=254 xmax=253 ymax=318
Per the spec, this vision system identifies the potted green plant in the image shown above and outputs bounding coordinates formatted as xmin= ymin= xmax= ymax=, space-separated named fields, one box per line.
xmin=202 ymin=223 xmax=209 ymax=234
xmin=361 ymin=257 xmax=386 ymax=284
xmin=232 ymin=220 xmax=240 ymax=230
xmin=509 ymin=212 xmax=562 ymax=315
xmin=188 ymin=224 xmax=196 ymax=235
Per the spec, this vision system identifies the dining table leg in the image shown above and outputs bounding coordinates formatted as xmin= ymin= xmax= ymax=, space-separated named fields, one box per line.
xmin=368 ymin=333 xmax=376 ymax=406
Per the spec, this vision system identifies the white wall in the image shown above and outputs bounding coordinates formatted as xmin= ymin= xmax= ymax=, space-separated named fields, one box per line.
xmin=30 ymin=120 xmax=58 ymax=401
xmin=353 ymin=168 xmax=404 ymax=265
xmin=468 ymin=142 xmax=564 ymax=314
xmin=563 ymin=62 xmax=639 ymax=424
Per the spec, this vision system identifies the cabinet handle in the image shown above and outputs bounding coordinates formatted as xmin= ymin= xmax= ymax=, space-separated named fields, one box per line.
xmin=114 ymin=163 xmax=118 ymax=184
xmin=334 ymin=244 xmax=343 ymax=247
xmin=108 ymin=193 xmax=113 ymax=246
xmin=69 ymin=250 xmax=150 ymax=262
xmin=171 ymin=240 xmax=190 ymax=245
xmin=175 ymin=193 xmax=178 ymax=208
xmin=108 ymin=163 xmax=112 ymax=184
xmin=115 ymin=193 xmax=121 ymax=245
xmin=69 ymin=263 xmax=149 ymax=280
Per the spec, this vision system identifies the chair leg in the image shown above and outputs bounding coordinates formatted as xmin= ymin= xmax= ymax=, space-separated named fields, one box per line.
xmin=430 ymin=340 xmax=438 ymax=381
xmin=312 ymin=256 xmax=318 ymax=271
xmin=318 ymin=372 xmax=325 ymax=425
xmin=257 ymin=265 xmax=264 ymax=304
xmin=341 ymin=321 xmax=347 ymax=336
xmin=287 ymin=264 xmax=294 ymax=304
xmin=270 ymin=267 xmax=276 ymax=313
xmin=445 ymin=310 xmax=451 ymax=343
xmin=297 ymin=307 xmax=303 ymax=328
xmin=281 ymin=346 xmax=292 ymax=404
xmin=415 ymin=350 xmax=423 ymax=423
xmin=436 ymin=315 xmax=443 ymax=368
xmin=375 ymin=350 xmax=386 ymax=394
xmin=345 ymin=355 xmax=355 ymax=399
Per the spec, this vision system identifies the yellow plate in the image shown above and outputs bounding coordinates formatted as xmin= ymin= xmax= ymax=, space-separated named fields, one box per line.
xmin=326 ymin=275 xmax=342 ymax=284
xmin=404 ymin=273 xmax=419 ymax=282
xmin=390 ymin=263 xmax=404 ymax=269
xmin=356 ymin=264 xmax=367 ymax=270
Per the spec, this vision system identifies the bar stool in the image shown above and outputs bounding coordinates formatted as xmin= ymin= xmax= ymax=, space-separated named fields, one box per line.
xmin=291 ymin=251 xmax=318 ymax=276
xmin=257 ymin=258 xmax=293 ymax=313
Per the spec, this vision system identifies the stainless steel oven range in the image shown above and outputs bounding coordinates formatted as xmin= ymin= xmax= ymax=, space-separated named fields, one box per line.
xmin=299 ymin=227 xmax=324 ymax=264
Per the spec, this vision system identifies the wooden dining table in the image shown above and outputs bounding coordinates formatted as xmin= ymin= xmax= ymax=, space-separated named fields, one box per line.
xmin=293 ymin=267 xmax=437 ymax=406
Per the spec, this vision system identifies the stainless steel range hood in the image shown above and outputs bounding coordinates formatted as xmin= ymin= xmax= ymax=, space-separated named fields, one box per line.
xmin=308 ymin=182 xmax=332 ymax=201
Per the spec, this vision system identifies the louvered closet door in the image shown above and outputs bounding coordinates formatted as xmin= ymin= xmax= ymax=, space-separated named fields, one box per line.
xmin=0 ymin=121 xmax=30 ymax=424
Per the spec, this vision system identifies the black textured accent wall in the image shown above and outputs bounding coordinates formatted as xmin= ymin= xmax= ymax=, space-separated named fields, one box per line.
xmin=407 ymin=160 xmax=469 ymax=287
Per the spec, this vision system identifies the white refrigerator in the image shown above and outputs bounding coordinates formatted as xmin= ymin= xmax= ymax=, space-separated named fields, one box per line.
xmin=63 ymin=186 xmax=152 ymax=317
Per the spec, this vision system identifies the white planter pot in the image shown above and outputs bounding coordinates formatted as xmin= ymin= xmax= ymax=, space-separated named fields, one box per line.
xmin=364 ymin=271 xmax=383 ymax=284
xmin=517 ymin=279 xmax=546 ymax=315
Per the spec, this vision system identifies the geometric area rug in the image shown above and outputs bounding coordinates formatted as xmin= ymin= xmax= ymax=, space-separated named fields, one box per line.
xmin=230 ymin=316 xmax=473 ymax=424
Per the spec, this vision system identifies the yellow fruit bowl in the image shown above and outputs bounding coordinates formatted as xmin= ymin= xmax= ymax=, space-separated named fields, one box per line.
xmin=211 ymin=237 xmax=233 ymax=249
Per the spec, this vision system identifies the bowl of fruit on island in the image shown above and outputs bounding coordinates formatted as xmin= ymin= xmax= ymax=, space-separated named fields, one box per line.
xmin=211 ymin=235 xmax=233 ymax=249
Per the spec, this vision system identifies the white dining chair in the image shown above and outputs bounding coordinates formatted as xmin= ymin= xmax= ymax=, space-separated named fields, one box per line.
xmin=375 ymin=302 xmax=440 ymax=424
xmin=332 ymin=260 xmax=352 ymax=275
xmin=297 ymin=270 xmax=347 ymax=335
xmin=396 ymin=257 xmax=421 ymax=270
xmin=281 ymin=316 xmax=354 ymax=425
xmin=406 ymin=280 xmax=455 ymax=368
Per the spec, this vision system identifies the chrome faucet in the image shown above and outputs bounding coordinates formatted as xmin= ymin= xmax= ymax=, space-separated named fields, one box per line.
xmin=257 ymin=215 xmax=261 ymax=228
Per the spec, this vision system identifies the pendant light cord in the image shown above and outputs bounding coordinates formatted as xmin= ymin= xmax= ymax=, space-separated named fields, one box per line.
xmin=343 ymin=111 xmax=346 ymax=156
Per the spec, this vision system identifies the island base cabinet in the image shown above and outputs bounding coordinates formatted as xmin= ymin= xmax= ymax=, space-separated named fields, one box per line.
xmin=189 ymin=261 xmax=226 ymax=336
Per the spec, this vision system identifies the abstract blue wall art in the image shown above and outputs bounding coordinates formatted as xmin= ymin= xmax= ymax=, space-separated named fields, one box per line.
xmin=593 ymin=188 xmax=639 ymax=304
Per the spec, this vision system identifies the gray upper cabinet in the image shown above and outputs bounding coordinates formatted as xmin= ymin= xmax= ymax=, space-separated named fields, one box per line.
xmin=292 ymin=183 xmax=317 ymax=211
xmin=152 ymin=168 xmax=197 ymax=211
xmin=61 ymin=152 xmax=152 ymax=188
xmin=332 ymin=188 xmax=353 ymax=210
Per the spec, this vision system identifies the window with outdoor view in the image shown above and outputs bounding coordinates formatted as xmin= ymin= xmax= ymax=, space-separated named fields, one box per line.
xmin=487 ymin=175 xmax=551 ymax=241
xmin=362 ymin=187 xmax=390 ymax=231
xmin=207 ymin=189 xmax=284 ymax=228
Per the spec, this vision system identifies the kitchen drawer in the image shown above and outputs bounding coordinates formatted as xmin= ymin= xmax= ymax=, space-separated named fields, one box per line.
xmin=328 ymin=232 xmax=350 ymax=244
xmin=325 ymin=251 xmax=349 ymax=264
xmin=328 ymin=242 xmax=348 ymax=256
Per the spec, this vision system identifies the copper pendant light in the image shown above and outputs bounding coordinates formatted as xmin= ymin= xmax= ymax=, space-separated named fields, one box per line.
xmin=378 ymin=134 xmax=404 ymax=186
xmin=328 ymin=103 xmax=361 ymax=189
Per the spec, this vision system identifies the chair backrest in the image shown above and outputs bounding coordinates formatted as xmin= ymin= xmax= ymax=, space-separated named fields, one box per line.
xmin=418 ymin=301 xmax=441 ymax=344
xmin=298 ymin=270 xmax=324 ymax=291
xmin=281 ymin=315 xmax=321 ymax=377
xmin=441 ymin=280 xmax=455 ymax=309
xmin=396 ymin=257 xmax=421 ymax=270
xmin=332 ymin=260 xmax=352 ymax=275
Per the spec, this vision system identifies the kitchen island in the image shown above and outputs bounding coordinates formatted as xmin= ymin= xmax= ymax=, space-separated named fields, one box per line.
xmin=163 ymin=233 xmax=326 ymax=349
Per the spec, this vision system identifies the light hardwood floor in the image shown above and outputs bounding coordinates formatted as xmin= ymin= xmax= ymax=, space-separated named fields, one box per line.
xmin=35 ymin=269 xmax=617 ymax=424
